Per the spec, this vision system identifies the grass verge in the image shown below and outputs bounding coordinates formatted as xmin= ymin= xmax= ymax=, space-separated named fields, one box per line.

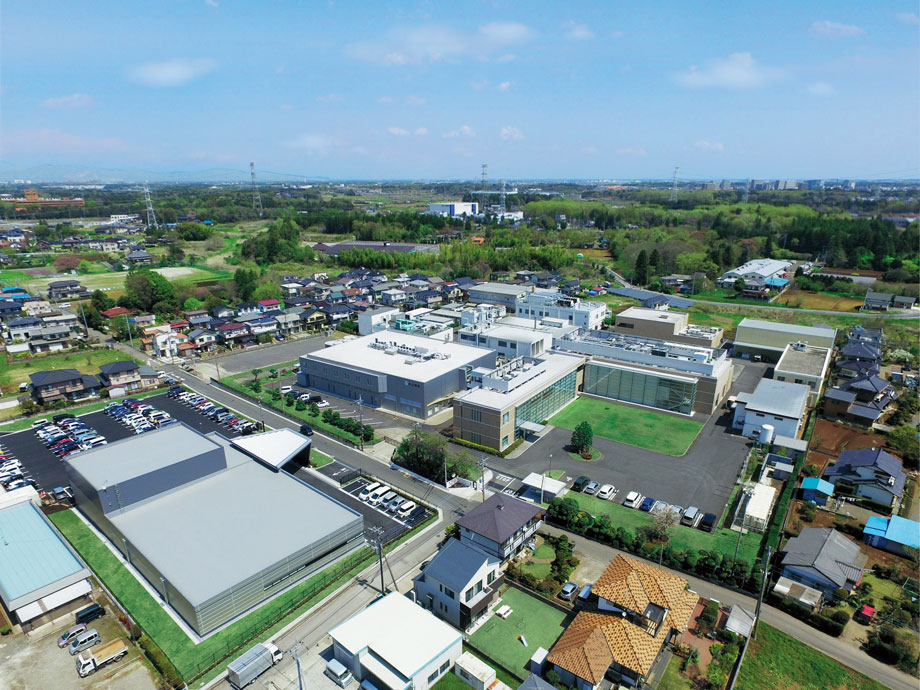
xmin=550 ymin=397 xmax=703 ymax=456
xmin=311 ymin=450 xmax=334 ymax=468
xmin=734 ymin=623 xmax=888 ymax=690
xmin=658 ymin=655 xmax=693 ymax=690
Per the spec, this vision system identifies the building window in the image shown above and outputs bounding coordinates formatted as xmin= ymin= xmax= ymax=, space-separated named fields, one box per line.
xmin=428 ymin=671 xmax=439 ymax=684
xmin=487 ymin=570 xmax=497 ymax=584
xmin=470 ymin=409 xmax=482 ymax=422
xmin=470 ymin=432 xmax=482 ymax=445
xmin=794 ymin=378 xmax=803 ymax=384
xmin=440 ymin=585 xmax=456 ymax=599
xmin=440 ymin=661 xmax=450 ymax=674
xmin=773 ymin=416 xmax=784 ymax=422
xmin=502 ymin=411 xmax=510 ymax=424
xmin=502 ymin=436 xmax=509 ymax=448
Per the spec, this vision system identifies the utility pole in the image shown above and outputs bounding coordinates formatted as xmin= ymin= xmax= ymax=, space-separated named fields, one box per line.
xmin=356 ymin=395 xmax=364 ymax=451
xmin=752 ymin=546 xmax=772 ymax=639
xmin=368 ymin=526 xmax=387 ymax=596
xmin=292 ymin=642 xmax=305 ymax=690
xmin=478 ymin=455 xmax=487 ymax=503
xmin=258 ymin=396 xmax=264 ymax=431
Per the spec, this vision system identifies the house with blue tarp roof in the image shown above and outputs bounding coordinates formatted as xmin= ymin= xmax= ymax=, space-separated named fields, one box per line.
xmin=801 ymin=477 xmax=834 ymax=505
xmin=863 ymin=516 xmax=920 ymax=557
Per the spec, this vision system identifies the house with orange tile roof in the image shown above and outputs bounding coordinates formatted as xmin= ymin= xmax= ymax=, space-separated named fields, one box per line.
xmin=546 ymin=555 xmax=698 ymax=689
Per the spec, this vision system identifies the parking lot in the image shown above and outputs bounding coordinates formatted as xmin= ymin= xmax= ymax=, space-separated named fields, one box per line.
xmin=261 ymin=376 xmax=394 ymax=430
xmin=0 ymin=392 xmax=244 ymax=496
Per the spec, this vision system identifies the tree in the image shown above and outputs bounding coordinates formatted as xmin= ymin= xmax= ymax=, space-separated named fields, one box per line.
xmin=81 ymin=304 xmax=105 ymax=330
xmin=91 ymin=289 xmax=114 ymax=312
xmin=763 ymin=234 xmax=774 ymax=258
xmin=733 ymin=277 xmax=746 ymax=293
xmin=77 ymin=260 xmax=93 ymax=274
xmin=648 ymin=248 xmax=660 ymax=268
xmin=253 ymin=283 xmax=282 ymax=302
xmin=548 ymin=497 xmax=580 ymax=528
xmin=887 ymin=425 xmax=919 ymax=469
xmin=571 ymin=421 xmax=593 ymax=453
xmin=251 ymin=368 xmax=262 ymax=382
xmin=122 ymin=269 xmax=176 ymax=312
xmin=634 ymin=249 xmax=649 ymax=286
xmin=183 ymin=297 xmax=204 ymax=311
xmin=234 ymin=268 xmax=257 ymax=301
xmin=651 ymin=507 xmax=680 ymax=541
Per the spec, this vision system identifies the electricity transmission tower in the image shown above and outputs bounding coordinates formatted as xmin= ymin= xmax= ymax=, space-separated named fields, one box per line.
xmin=143 ymin=183 xmax=159 ymax=231
xmin=500 ymin=179 xmax=506 ymax=215
xmin=481 ymin=163 xmax=488 ymax=189
xmin=250 ymin=162 xmax=263 ymax=217
xmin=668 ymin=166 xmax=679 ymax=204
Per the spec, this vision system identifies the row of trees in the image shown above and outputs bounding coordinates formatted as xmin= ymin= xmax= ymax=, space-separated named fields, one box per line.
xmin=392 ymin=430 xmax=477 ymax=485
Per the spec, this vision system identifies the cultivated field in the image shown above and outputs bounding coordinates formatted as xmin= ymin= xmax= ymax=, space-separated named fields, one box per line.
xmin=13 ymin=266 xmax=226 ymax=294
xmin=774 ymin=287 xmax=864 ymax=312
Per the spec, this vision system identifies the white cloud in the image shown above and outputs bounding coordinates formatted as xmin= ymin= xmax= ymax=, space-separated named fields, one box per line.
xmin=618 ymin=146 xmax=646 ymax=156
xmin=676 ymin=53 xmax=782 ymax=89
xmin=346 ymin=22 xmax=534 ymax=66
xmin=387 ymin=126 xmax=410 ymax=136
xmin=286 ymin=133 xmax=338 ymax=151
xmin=561 ymin=20 xmax=594 ymax=41
xmin=204 ymin=0 xmax=218 ymax=7
xmin=407 ymin=95 xmax=426 ymax=106
xmin=414 ymin=128 xmax=429 ymax=136
xmin=315 ymin=93 xmax=344 ymax=103
xmin=810 ymin=20 xmax=865 ymax=37
xmin=806 ymin=81 xmax=836 ymax=96
xmin=443 ymin=125 xmax=476 ymax=138
xmin=500 ymin=125 xmax=524 ymax=141
xmin=897 ymin=12 xmax=920 ymax=26
xmin=377 ymin=96 xmax=394 ymax=103
xmin=42 ymin=93 xmax=93 ymax=108
xmin=495 ymin=53 xmax=517 ymax=63
xmin=497 ymin=81 xmax=511 ymax=91
xmin=128 ymin=58 xmax=217 ymax=87
xmin=694 ymin=140 xmax=725 ymax=152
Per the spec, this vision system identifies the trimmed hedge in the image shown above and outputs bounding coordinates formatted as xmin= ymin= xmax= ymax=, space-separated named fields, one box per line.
xmin=449 ymin=436 xmax=524 ymax=458
xmin=139 ymin=634 xmax=183 ymax=688
xmin=767 ymin=593 xmax=845 ymax=637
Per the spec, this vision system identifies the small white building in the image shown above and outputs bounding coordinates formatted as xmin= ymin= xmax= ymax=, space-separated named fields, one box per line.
xmin=358 ymin=306 xmax=399 ymax=336
xmin=427 ymin=202 xmax=479 ymax=217
xmin=330 ymin=592 xmax=463 ymax=690
xmin=732 ymin=379 xmax=809 ymax=440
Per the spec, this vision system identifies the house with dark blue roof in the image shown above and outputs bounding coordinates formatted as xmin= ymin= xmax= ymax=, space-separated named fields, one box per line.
xmin=823 ymin=448 xmax=907 ymax=510
xmin=412 ymin=538 xmax=501 ymax=631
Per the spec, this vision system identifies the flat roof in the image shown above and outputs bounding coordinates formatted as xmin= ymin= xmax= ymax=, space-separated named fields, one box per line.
xmin=617 ymin=306 xmax=685 ymax=324
xmin=0 ymin=500 xmax=89 ymax=609
xmin=746 ymin=483 xmax=777 ymax=520
xmin=79 ymin=433 xmax=362 ymax=606
xmin=736 ymin=318 xmax=836 ymax=340
xmin=330 ymin=592 xmax=462 ymax=680
xmin=306 ymin=331 xmax=491 ymax=382
xmin=776 ymin=344 xmax=831 ymax=378
xmin=522 ymin=472 xmax=566 ymax=495
xmin=454 ymin=351 xmax=584 ymax=410
xmin=467 ymin=282 xmax=532 ymax=297
xmin=478 ymin=325 xmax=549 ymax=344
xmin=230 ymin=428 xmax=310 ymax=471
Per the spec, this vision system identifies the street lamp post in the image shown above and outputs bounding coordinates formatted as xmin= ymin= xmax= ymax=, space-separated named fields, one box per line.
xmin=258 ymin=396 xmax=264 ymax=431
xmin=478 ymin=455 xmax=487 ymax=502
xmin=356 ymin=395 xmax=364 ymax=451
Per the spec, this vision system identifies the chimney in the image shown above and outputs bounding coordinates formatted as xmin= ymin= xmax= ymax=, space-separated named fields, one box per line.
xmin=497 ymin=504 xmax=504 ymax=510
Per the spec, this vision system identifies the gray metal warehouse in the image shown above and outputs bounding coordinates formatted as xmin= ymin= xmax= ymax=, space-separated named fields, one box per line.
xmin=64 ymin=423 xmax=364 ymax=637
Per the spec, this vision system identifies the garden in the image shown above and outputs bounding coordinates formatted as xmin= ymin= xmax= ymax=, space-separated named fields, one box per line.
xmin=504 ymin=533 xmax=578 ymax=596
xmin=549 ymin=397 xmax=703 ymax=456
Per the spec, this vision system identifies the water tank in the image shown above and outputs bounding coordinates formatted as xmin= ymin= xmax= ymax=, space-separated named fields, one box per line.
xmin=760 ymin=424 xmax=775 ymax=445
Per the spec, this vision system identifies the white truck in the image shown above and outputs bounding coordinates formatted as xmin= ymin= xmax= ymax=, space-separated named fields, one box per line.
xmin=75 ymin=638 xmax=129 ymax=677
xmin=227 ymin=642 xmax=283 ymax=689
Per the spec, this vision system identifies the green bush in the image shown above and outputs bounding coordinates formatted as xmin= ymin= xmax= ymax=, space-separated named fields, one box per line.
xmin=830 ymin=609 xmax=851 ymax=625
xmin=0 ymin=624 xmax=11 ymax=635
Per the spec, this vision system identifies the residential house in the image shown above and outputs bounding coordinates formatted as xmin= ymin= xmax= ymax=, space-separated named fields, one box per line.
xmin=862 ymin=290 xmax=918 ymax=311
xmin=140 ymin=325 xmax=189 ymax=358
xmin=822 ymin=375 xmax=898 ymax=427
xmin=732 ymin=379 xmax=810 ymax=440
xmin=187 ymin=328 xmax=217 ymax=353
xmin=100 ymin=307 xmax=133 ymax=320
xmin=272 ymin=312 xmax=301 ymax=336
xmin=133 ymin=314 xmax=156 ymax=328
xmin=779 ymin=527 xmax=866 ymax=595
xmin=22 ymin=300 xmax=52 ymax=317
xmin=547 ymin=555 xmax=698 ymax=689
xmin=718 ymin=259 xmax=792 ymax=288
xmin=456 ymin=494 xmax=543 ymax=563
xmin=98 ymin=360 xmax=159 ymax=393
xmin=0 ymin=300 xmax=22 ymax=321
xmin=28 ymin=326 xmax=76 ymax=353
xmin=6 ymin=316 xmax=42 ymax=341
xmin=284 ymin=296 xmax=313 ymax=309
xmin=235 ymin=302 xmax=260 ymax=317
xmin=29 ymin=369 xmax=101 ymax=405
xmin=412 ymin=538 xmax=502 ymax=631
xmin=126 ymin=249 xmax=153 ymax=264
xmin=217 ymin=322 xmax=248 ymax=347
xmin=380 ymin=288 xmax=407 ymax=307
xmin=316 ymin=302 xmax=352 ymax=326
xmin=47 ymin=279 xmax=89 ymax=301
xmin=41 ymin=313 xmax=79 ymax=332
xmin=408 ymin=290 xmax=443 ymax=309
xmin=211 ymin=305 xmax=235 ymax=319
xmin=823 ymin=448 xmax=907 ymax=510
xmin=257 ymin=298 xmax=282 ymax=312
xmin=300 ymin=308 xmax=327 ymax=331
xmin=862 ymin=516 xmax=920 ymax=558
xmin=800 ymin=477 xmax=834 ymax=506
xmin=836 ymin=359 xmax=880 ymax=379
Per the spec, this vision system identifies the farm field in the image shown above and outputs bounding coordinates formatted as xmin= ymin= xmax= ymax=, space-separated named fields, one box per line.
xmin=0 ymin=349 xmax=135 ymax=396
xmin=774 ymin=287 xmax=864 ymax=311
xmin=550 ymin=397 xmax=703 ymax=456
xmin=14 ymin=266 xmax=229 ymax=294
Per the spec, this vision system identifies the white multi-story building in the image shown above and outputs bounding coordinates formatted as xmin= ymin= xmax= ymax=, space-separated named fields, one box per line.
xmin=516 ymin=289 xmax=607 ymax=330
xmin=427 ymin=202 xmax=479 ymax=217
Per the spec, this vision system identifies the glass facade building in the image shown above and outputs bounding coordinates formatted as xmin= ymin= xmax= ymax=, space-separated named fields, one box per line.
xmin=583 ymin=362 xmax=696 ymax=415
xmin=514 ymin=371 xmax=577 ymax=438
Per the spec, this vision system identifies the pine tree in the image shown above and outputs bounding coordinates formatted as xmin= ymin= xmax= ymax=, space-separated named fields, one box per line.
xmin=634 ymin=249 xmax=650 ymax=286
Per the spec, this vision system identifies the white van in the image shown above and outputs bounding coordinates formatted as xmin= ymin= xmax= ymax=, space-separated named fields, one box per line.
xmin=359 ymin=482 xmax=381 ymax=501
xmin=367 ymin=486 xmax=390 ymax=506
xmin=396 ymin=501 xmax=416 ymax=520
xmin=324 ymin=659 xmax=354 ymax=687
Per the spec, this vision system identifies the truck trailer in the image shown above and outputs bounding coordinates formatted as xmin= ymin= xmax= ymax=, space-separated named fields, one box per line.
xmin=227 ymin=642 xmax=283 ymax=689
xmin=75 ymin=638 xmax=128 ymax=677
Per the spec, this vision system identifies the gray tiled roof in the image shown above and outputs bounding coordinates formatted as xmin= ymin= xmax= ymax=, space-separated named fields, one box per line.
xmin=781 ymin=528 xmax=866 ymax=588
xmin=422 ymin=538 xmax=497 ymax=594
xmin=456 ymin=494 xmax=542 ymax=544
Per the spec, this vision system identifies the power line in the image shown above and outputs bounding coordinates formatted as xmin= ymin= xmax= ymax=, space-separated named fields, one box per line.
xmin=669 ymin=166 xmax=680 ymax=204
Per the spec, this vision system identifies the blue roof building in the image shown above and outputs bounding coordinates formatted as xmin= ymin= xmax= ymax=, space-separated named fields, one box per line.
xmin=863 ymin=515 xmax=920 ymax=557
xmin=0 ymin=498 xmax=92 ymax=626
xmin=800 ymin=477 xmax=834 ymax=505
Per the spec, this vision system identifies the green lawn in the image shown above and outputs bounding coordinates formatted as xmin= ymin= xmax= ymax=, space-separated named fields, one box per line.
xmin=658 ymin=656 xmax=693 ymax=690
xmin=49 ymin=510 xmax=374 ymax=686
xmin=543 ymin=469 xmax=565 ymax=479
xmin=533 ymin=544 xmax=555 ymax=559
xmin=861 ymin=573 xmax=904 ymax=602
xmin=0 ymin=349 xmax=136 ymax=396
xmin=735 ymin=624 xmax=889 ymax=690
xmin=550 ymin=397 xmax=703 ymax=456
xmin=312 ymin=450 xmax=334 ymax=468
xmin=570 ymin=494 xmax=762 ymax=563
xmin=17 ymin=266 xmax=227 ymax=294
xmin=468 ymin=588 xmax=568 ymax=678
xmin=519 ymin=561 xmax=552 ymax=579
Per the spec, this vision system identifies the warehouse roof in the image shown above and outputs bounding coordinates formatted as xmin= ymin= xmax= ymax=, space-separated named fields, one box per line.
xmin=736 ymin=318 xmax=836 ymax=341
xmin=0 ymin=500 xmax=89 ymax=610
xmin=742 ymin=379 xmax=809 ymax=419
xmin=467 ymin=282 xmax=533 ymax=297
xmin=230 ymin=428 xmax=311 ymax=471
xmin=330 ymin=592 xmax=462 ymax=683
xmin=305 ymin=331 xmax=491 ymax=381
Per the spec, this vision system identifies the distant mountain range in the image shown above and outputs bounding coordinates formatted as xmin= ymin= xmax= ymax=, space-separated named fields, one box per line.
xmin=0 ymin=161 xmax=327 ymax=184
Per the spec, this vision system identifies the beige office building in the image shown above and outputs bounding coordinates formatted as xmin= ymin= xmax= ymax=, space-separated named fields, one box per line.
xmin=614 ymin=307 xmax=723 ymax=348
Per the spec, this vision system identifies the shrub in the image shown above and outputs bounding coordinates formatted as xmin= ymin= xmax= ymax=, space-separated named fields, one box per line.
xmin=830 ymin=609 xmax=851 ymax=625
xmin=138 ymin=635 xmax=183 ymax=688
xmin=699 ymin=600 xmax=720 ymax=625
xmin=0 ymin=624 xmax=11 ymax=635
xmin=544 ymin=670 xmax=560 ymax=686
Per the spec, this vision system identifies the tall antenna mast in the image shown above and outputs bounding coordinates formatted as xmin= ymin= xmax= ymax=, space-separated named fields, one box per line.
xmin=250 ymin=162 xmax=263 ymax=218
xmin=668 ymin=166 xmax=679 ymax=204
xmin=481 ymin=163 xmax=488 ymax=190
xmin=500 ymin=179 xmax=506 ymax=215
xmin=742 ymin=181 xmax=750 ymax=204
xmin=143 ymin=182 xmax=159 ymax=231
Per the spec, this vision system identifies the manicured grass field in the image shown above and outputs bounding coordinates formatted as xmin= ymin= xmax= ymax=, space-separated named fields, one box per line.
xmin=18 ymin=266 xmax=227 ymax=294
xmin=860 ymin=572 xmax=904 ymax=602
xmin=533 ymin=544 xmax=555 ymax=559
xmin=518 ymin=561 xmax=552 ymax=579
xmin=50 ymin=510 xmax=374 ymax=686
xmin=550 ymin=397 xmax=703 ymax=456
xmin=569 ymin=494 xmax=762 ymax=563
xmin=311 ymin=450 xmax=334 ymax=468
xmin=658 ymin=656 xmax=693 ymax=690
xmin=0 ymin=349 xmax=135 ymax=396
xmin=468 ymin=588 xmax=568 ymax=678
xmin=735 ymin=624 xmax=888 ymax=690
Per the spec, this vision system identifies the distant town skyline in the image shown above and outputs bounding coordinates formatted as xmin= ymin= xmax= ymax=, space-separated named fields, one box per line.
xmin=3 ymin=1 xmax=919 ymax=180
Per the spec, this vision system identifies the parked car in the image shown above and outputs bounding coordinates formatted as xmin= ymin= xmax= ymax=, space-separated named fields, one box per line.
xmin=597 ymin=484 xmax=616 ymax=500
xmin=572 ymin=476 xmax=591 ymax=492
xmin=583 ymin=481 xmax=600 ymax=495
xmin=315 ymin=399 xmax=330 ymax=409
xmin=699 ymin=512 xmax=717 ymax=533
xmin=299 ymin=424 xmax=314 ymax=436
xmin=623 ymin=491 xmax=643 ymax=508
xmin=639 ymin=496 xmax=656 ymax=512
xmin=558 ymin=582 xmax=578 ymax=601
xmin=681 ymin=506 xmax=702 ymax=527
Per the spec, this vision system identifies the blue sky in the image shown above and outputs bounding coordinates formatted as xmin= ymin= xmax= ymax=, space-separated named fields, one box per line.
xmin=3 ymin=1 xmax=918 ymax=179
